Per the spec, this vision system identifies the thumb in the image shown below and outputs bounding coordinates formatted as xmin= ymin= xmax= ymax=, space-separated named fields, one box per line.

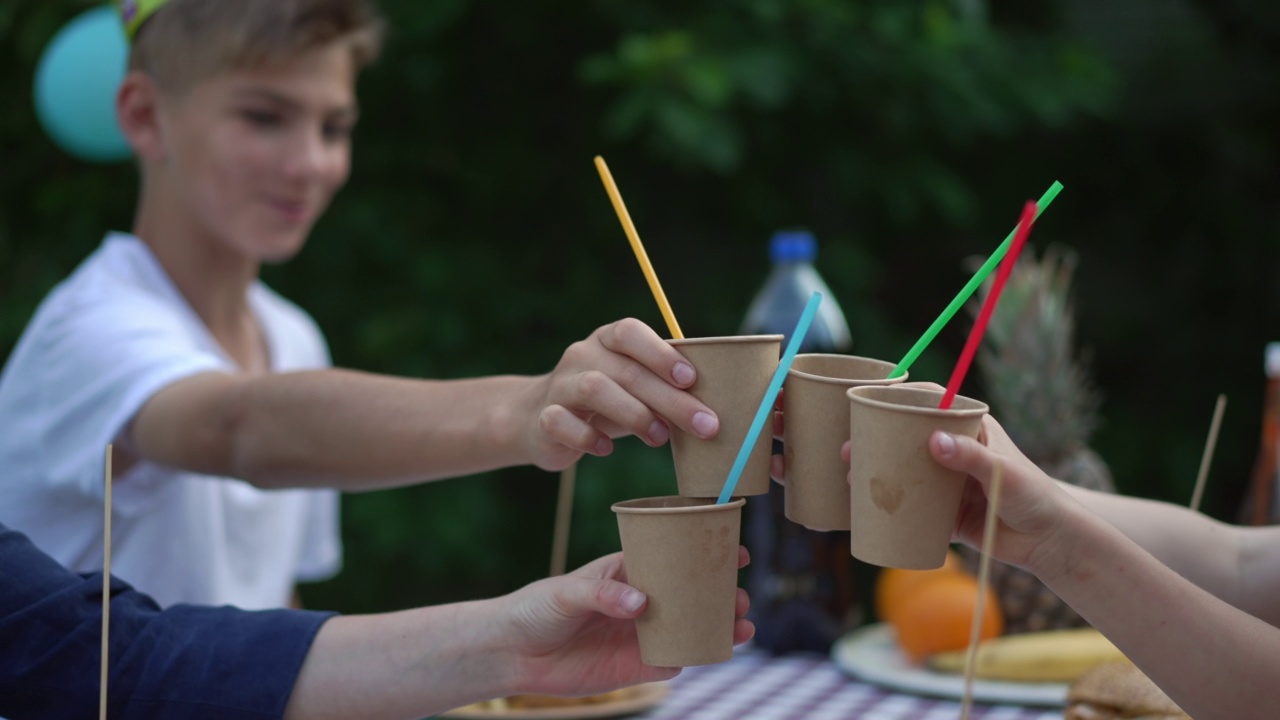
xmin=553 ymin=577 xmax=648 ymax=620
xmin=929 ymin=430 xmax=996 ymax=490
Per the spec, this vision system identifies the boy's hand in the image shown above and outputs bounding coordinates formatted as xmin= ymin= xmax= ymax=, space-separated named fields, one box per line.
xmin=496 ymin=548 xmax=754 ymax=696
xmin=521 ymin=319 xmax=719 ymax=470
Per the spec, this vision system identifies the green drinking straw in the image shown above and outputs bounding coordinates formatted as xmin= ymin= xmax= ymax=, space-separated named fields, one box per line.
xmin=717 ymin=291 xmax=822 ymax=505
xmin=888 ymin=180 xmax=1063 ymax=379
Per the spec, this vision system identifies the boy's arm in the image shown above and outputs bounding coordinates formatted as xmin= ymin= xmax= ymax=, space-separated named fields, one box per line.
xmin=129 ymin=318 xmax=718 ymax=490
xmin=283 ymin=549 xmax=752 ymax=720
xmin=0 ymin=523 xmax=330 ymax=719
xmin=2 ymin=524 xmax=751 ymax=719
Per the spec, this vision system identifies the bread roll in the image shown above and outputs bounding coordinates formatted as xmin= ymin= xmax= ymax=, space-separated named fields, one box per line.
xmin=1063 ymin=661 xmax=1189 ymax=719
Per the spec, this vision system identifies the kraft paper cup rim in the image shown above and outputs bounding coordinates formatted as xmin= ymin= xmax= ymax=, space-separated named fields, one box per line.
xmin=612 ymin=495 xmax=746 ymax=514
xmin=668 ymin=334 xmax=784 ymax=348
xmin=846 ymin=385 xmax=988 ymax=417
xmin=787 ymin=353 xmax=903 ymax=387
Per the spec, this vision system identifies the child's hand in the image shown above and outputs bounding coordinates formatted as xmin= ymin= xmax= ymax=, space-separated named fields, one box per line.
xmin=522 ymin=319 xmax=718 ymax=470
xmin=928 ymin=415 xmax=1073 ymax=570
xmin=497 ymin=548 xmax=754 ymax=696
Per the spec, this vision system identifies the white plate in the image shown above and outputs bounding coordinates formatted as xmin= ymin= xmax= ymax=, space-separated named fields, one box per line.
xmin=831 ymin=624 xmax=1069 ymax=707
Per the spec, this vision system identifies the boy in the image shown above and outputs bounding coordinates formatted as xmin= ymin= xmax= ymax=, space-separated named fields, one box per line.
xmin=0 ymin=0 xmax=719 ymax=609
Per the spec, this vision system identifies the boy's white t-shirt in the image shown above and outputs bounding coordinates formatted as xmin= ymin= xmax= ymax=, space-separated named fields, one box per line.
xmin=0 ymin=232 xmax=341 ymax=609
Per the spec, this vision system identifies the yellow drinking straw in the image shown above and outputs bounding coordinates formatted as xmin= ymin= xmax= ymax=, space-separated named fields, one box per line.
xmin=593 ymin=156 xmax=684 ymax=339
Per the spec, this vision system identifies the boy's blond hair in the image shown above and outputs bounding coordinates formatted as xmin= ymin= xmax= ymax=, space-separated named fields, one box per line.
xmin=129 ymin=0 xmax=384 ymax=93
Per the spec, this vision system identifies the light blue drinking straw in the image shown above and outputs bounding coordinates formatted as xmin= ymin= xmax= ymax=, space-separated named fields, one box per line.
xmin=717 ymin=291 xmax=823 ymax=505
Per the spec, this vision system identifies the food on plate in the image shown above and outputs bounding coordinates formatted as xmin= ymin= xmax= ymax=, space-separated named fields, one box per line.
xmin=927 ymin=627 xmax=1127 ymax=682
xmin=451 ymin=687 xmax=637 ymax=714
xmin=506 ymin=688 xmax=633 ymax=709
xmin=889 ymin=567 xmax=1003 ymax=662
xmin=1063 ymin=661 xmax=1189 ymax=719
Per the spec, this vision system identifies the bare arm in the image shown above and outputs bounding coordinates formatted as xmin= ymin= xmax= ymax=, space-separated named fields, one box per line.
xmin=130 ymin=319 xmax=718 ymax=490
xmin=283 ymin=551 xmax=754 ymax=720
xmin=135 ymin=369 xmax=540 ymax=490
xmin=1059 ymin=484 xmax=1280 ymax=625
xmin=284 ymin=599 xmax=524 ymax=720
xmin=1033 ymin=500 xmax=1280 ymax=720
xmin=930 ymin=421 xmax=1280 ymax=720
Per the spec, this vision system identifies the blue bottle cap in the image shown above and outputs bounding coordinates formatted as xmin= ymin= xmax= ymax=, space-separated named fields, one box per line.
xmin=769 ymin=229 xmax=817 ymax=263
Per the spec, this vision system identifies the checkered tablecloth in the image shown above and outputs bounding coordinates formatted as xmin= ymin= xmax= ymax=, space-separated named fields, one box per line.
xmin=633 ymin=649 xmax=1063 ymax=720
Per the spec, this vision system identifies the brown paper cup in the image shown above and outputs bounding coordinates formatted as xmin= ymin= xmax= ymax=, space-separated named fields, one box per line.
xmin=668 ymin=335 xmax=782 ymax=498
xmin=783 ymin=354 xmax=905 ymax=531
xmin=612 ymin=496 xmax=746 ymax=666
xmin=846 ymin=386 xmax=988 ymax=569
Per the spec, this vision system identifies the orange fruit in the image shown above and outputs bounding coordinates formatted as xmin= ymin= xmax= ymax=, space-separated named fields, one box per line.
xmin=874 ymin=549 xmax=964 ymax=625
xmin=890 ymin=572 xmax=1004 ymax=662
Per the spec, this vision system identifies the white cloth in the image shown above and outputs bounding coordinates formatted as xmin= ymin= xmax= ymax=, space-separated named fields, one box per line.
xmin=0 ymin=232 xmax=341 ymax=609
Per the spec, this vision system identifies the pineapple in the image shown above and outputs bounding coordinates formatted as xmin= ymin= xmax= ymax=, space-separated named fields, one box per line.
xmin=959 ymin=244 xmax=1113 ymax=634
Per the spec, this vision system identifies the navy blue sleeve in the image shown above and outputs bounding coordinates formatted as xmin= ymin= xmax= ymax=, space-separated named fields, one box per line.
xmin=0 ymin=524 xmax=336 ymax=720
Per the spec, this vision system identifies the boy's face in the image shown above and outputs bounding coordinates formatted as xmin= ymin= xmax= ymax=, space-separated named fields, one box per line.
xmin=156 ymin=42 xmax=359 ymax=263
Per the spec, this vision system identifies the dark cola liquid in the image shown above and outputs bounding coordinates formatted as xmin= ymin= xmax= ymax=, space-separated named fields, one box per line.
xmin=741 ymin=229 xmax=863 ymax=655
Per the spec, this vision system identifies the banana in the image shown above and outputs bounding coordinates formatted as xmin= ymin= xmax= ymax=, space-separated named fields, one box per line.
xmin=926 ymin=628 xmax=1128 ymax=682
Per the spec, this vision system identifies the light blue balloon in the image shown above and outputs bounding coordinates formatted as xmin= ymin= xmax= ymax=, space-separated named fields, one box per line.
xmin=33 ymin=5 xmax=132 ymax=163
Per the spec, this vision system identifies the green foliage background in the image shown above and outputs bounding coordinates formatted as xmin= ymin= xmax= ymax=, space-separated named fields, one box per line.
xmin=2 ymin=0 xmax=1279 ymax=613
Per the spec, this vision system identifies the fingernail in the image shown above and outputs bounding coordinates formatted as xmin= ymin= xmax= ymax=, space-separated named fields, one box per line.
xmin=621 ymin=588 xmax=646 ymax=613
xmin=672 ymin=362 xmax=695 ymax=386
xmin=647 ymin=420 xmax=669 ymax=445
xmin=692 ymin=411 xmax=718 ymax=438
xmin=936 ymin=431 xmax=956 ymax=457
xmin=594 ymin=437 xmax=613 ymax=456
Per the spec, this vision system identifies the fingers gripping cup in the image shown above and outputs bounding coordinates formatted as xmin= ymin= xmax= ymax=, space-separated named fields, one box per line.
xmin=612 ymin=496 xmax=746 ymax=666
xmin=667 ymin=335 xmax=782 ymax=498
xmin=782 ymin=354 xmax=904 ymax=531
xmin=846 ymin=386 xmax=988 ymax=569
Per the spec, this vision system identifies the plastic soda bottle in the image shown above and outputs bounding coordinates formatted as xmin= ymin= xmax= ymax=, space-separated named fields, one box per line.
xmin=739 ymin=229 xmax=858 ymax=654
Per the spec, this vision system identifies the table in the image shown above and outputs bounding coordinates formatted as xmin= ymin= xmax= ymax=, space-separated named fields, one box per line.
xmin=633 ymin=649 xmax=1063 ymax=720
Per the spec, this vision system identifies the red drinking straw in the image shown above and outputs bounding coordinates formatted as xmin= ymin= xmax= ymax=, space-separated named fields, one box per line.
xmin=940 ymin=200 xmax=1039 ymax=410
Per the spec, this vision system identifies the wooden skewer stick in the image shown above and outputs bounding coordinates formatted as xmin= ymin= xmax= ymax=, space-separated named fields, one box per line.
xmin=1190 ymin=394 xmax=1227 ymax=513
xmin=960 ymin=460 xmax=1003 ymax=720
xmin=100 ymin=444 xmax=113 ymax=720
xmin=549 ymin=462 xmax=577 ymax=577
